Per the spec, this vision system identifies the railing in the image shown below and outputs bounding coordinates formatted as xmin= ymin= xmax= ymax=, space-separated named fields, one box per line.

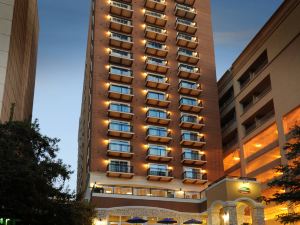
xmin=107 ymin=163 xmax=133 ymax=173
xmin=146 ymin=92 xmax=168 ymax=101
xmin=221 ymin=118 xmax=236 ymax=131
xmin=148 ymin=168 xmax=172 ymax=177
xmin=110 ymin=32 xmax=133 ymax=42
xmin=183 ymin=171 xmax=206 ymax=180
xmin=177 ymin=33 xmax=197 ymax=42
xmin=147 ymin=128 xmax=170 ymax=137
xmin=178 ymin=48 xmax=198 ymax=57
xmin=109 ymin=123 xmax=133 ymax=132
xmin=110 ymin=66 xmax=133 ymax=77
xmin=147 ymin=147 xmax=170 ymax=157
xmin=219 ymin=96 xmax=234 ymax=112
xmin=179 ymin=81 xmax=198 ymax=89
xmin=111 ymin=16 xmax=132 ymax=26
xmin=109 ymin=104 xmax=132 ymax=113
xmin=108 ymin=143 xmax=131 ymax=153
xmin=176 ymin=18 xmax=196 ymax=26
xmin=145 ymin=25 xmax=166 ymax=34
xmin=150 ymin=0 xmax=166 ymax=4
xmin=178 ymin=63 xmax=199 ymax=73
xmin=111 ymin=1 xmax=132 ymax=10
xmin=93 ymin=184 xmax=205 ymax=199
xmin=182 ymin=133 xmax=205 ymax=142
xmin=146 ymin=74 xmax=167 ymax=83
xmin=110 ymin=49 xmax=133 ymax=59
xmin=244 ymin=110 xmax=274 ymax=135
xmin=180 ymin=115 xmax=198 ymax=123
xmin=182 ymin=151 xmax=203 ymax=160
xmin=176 ymin=3 xmax=195 ymax=12
xmin=146 ymin=41 xmax=166 ymax=50
xmin=145 ymin=10 xmax=165 ymax=19
xmin=147 ymin=110 xmax=169 ymax=119
xmin=180 ymin=98 xmax=201 ymax=106
xmin=146 ymin=57 xmax=168 ymax=66
xmin=109 ymin=85 xmax=133 ymax=94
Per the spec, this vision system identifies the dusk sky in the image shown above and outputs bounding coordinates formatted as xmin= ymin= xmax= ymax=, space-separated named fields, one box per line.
xmin=33 ymin=0 xmax=283 ymax=190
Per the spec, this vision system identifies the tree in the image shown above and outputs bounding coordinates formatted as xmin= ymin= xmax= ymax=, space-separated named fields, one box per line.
xmin=265 ymin=125 xmax=300 ymax=224
xmin=0 ymin=120 xmax=96 ymax=225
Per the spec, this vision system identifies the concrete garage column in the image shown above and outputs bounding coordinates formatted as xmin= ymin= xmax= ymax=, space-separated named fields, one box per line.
xmin=207 ymin=208 xmax=221 ymax=225
xmin=223 ymin=201 xmax=238 ymax=225
xmin=252 ymin=205 xmax=265 ymax=225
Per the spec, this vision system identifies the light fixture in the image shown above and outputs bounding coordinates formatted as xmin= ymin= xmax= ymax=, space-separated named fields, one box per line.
xmin=222 ymin=213 xmax=229 ymax=223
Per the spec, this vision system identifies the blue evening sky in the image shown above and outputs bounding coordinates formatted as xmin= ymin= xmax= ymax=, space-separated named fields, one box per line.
xmin=33 ymin=0 xmax=283 ymax=190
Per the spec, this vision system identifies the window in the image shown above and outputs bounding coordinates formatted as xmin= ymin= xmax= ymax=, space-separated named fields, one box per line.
xmin=110 ymin=84 xmax=132 ymax=94
xmin=180 ymin=97 xmax=197 ymax=106
xmin=110 ymin=48 xmax=132 ymax=58
xmin=148 ymin=144 xmax=168 ymax=156
xmin=179 ymin=80 xmax=197 ymax=89
xmin=184 ymin=167 xmax=201 ymax=179
xmin=178 ymin=63 xmax=198 ymax=73
xmin=110 ymin=66 xmax=132 ymax=77
xmin=147 ymin=73 xmax=166 ymax=83
xmin=182 ymin=131 xmax=202 ymax=141
xmin=109 ymin=102 xmax=131 ymax=113
xmin=108 ymin=160 xmax=130 ymax=173
xmin=181 ymin=113 xmax=198 ymax=123
xmin=146 ymin=25 xmax=166 ymax=34
xmin=149 ymin=164 xmax=168 ymax=176
xmin=148 ymin=108 xmax=167 ymax=118
xmin=176 ymin=17 xmax=195 ymax=26
xmin=109 ymin=120 xmax=131 ymax=132
xmin=146 ymin=41 xmax=164 ymax=49
xmin=110 ymin=32 xmax=132 ymax=42
xmin=147 ymin=57 xmax=167 ymax=65
xmin=182 ymin=148 xmax=201 ymax=160
xmin=147 ymin=91 xmax=166 ymax=100
xmin=111 ymin=16 xmax=132 ymax=25
xmin=108 ymin=139 xmax=130 ymax=152
xmin=178 ymin=47 xmax=195 ymax=56
xmin=148 ymin=126 xmax=168 ymax=137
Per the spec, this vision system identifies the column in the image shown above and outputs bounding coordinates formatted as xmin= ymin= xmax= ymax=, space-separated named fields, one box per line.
xmin=223 ymin=202 xmax=238 ymax=225
xmin=252 ymin=205 xmax=265 ymax=225
xmin=207 ymin=208 xmax=221 ymax=225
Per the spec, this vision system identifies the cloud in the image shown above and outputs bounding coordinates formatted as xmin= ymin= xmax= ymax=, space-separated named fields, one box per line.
xmin=214 ymin=30 xmax=255 ymax=45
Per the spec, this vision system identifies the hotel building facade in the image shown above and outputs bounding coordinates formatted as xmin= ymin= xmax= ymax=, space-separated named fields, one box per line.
xmin=218 ymin=0 xmax=300 ymax=224
xmin=77 ymin=0 xmax=225 ymax=222
xmin=0 ymin=0 xmax=39 ymax=122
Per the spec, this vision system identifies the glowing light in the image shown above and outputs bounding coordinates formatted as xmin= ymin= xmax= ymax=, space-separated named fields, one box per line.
xmin=233 ymin=156 xmax=240 ymax=161
xmin=105 ymin=65 xmax=110 ymax=69
xmin=254 ymin=143 xmax=262 ymax=148
xmin=222 ymin=213 xmax=229 ymax=223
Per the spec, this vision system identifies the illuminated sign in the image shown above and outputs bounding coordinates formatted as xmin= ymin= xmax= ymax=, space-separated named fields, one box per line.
xmin=239 ymin=185 xmax=251 ymax=194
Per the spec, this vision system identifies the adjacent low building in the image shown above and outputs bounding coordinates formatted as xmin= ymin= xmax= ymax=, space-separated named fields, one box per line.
xmin=0 ymin=0 xmax=39 ymax=122
xmin=218 ymin=0 xmax=300 ymax=224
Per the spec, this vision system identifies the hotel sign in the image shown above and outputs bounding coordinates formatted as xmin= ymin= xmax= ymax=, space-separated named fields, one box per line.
xmin=238 ymin=185 xmax=251 ymax=194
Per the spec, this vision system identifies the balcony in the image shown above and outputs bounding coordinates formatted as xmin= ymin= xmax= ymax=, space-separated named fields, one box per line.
xmin=107 ymin=142 xmax=133 ymax=158
xmin=145 ymin=73 xmax=169 ymax=90
xmin=175 ymin=0 xmax=195 ymax=7
xmin=108 ymin=103 xmax=134 ymax=119
xmin=147 ymin=168 xmax=173 ymax=181
xmin=146 ymin=127 xmax=172 ymax=143
xmin=145 ymin=92 xmax=170 ymax=107
xmin=176 ymin=33 xmax=198 ymax=49
xmin=182 ymin=171 xmax=207 ymax=184
xmin=177 ymin=63 xmax=200 ymax=80
xmin=106 ymin=163 xmax=134 ymax=178
xmin=180 ymin=115 xmax=204 ymax=130
xmin=175 ymin=18 xmax=197 ymax=35
xmin=108 ymin=122 xmax=134 ymax=138
xmin=145 ymin=57 xmax=169 ymax=73
xmin=180 ymin=133 xmax=205 ymax=147
xmin=175 ymin=4 xmax=197 ymax=20
xmin=144 ymin=10 xmax=167 ymax=27
xmin=109 ymin=48 xmax=133 ymax=66
xmin=109 ymin=16 xmax=133 ymax=34
xmin=179 ymin=98 xmax=203 ymax=113
xmin=178 ymin=80 xmax=202 ymax=96
xmin=109 ymin=32 xmax=133 ymax=50
xmin=145 ymin=109 xmax=170 ymax=125
xmin=144 ymin=25 xmax=167 ymax=42
xmin=181 ymin=151 xmax=206 ymax=165
xmin=144 ymin=0 xmax=167 ymax=12
xmin=146 ymin=147 xmax=172 ymax=162
xmin=108 ymin=65 xmax=133 ymax=83
xmin=177 ymin=48 xmax=199 ymax=64
xmin=109 ymin=1 xmax=133 ymax=18
xmin=108 ymin=85 xmax=133 ymax=101
xmin=145 ymin=41 xmax=168 ymax=57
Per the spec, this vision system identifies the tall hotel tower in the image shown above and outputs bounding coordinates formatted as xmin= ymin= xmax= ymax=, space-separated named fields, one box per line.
xmin=77 ymin=0 xmax=223 ymax=221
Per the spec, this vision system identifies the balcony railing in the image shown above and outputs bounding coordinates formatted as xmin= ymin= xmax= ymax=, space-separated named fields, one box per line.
xmin=244 ymin=110 xmax=275 ymax=136
xmin=107 ymin=143 xmax=133 ymax=158
xmin=146 ymin=92 xmax=170 ymax=107
xmin=180 ymin=115 xmax=204 ymax=130
xmin=110 ymin=16 xmax=133 ymax=33
xmin=92 ymin=184 xmax=205 ymax=199
xmin=109 ymin=49 xmax=133 ymax=66
xmin=144 ymin=10 xmax=167 ymax=27
xmin=146 ymin=147 xmax=172 ymax=162
xmin=181 ymin=152 xmax=206 ymax=165
xmin=242 ymin=87 xmax=272 ymax=113
xmin=146 ymin=110 xmax=170 ymax=125
xmin=144 ymin=0 xmax=167 ymax=12
xmin=181 ymin=133 xmax=205 ymax=147
xmin=175 ymin=0 xmax=195 ymax=7
xmin=176 ymin=33 xmax=198 ymax=49
xmin=109 ymin=32 xmax=133 ymax=50
xmin=110 ymin=1 xmax=133 ymax=18
xmin=145 ymin=41 xmax=168 ymax=57
xmin=144 ymin=25 xmax=167 ymax=42
xmin=146 ymin=128 xmax=172 ymax=143
xmin=147 ymin=168 xmax=173 ymax=181
xmin=108 ymin=123 xmax=134 ymax=138
xmin=108 ymin=85 xmax=133 ymax=101
xmin=108 ymin=103 xmax=133 ymax=119
xmin=178 ymin=63 xmax=200 ymax=80
xmin=109 ymin=66 xmax=133 ymax=83
xmin=178 ymin=81 xmax=201 ymax=96
xmin=182 ymin=171 xmax=207 ymax=184
xmin=179 ymin=98 xmax=203 ymax=113
xmin=145 ymin=57 xmax=169 ymax=73
xmin=177 ymin=48 xmax=199 ymax=64
xmin=145 ymin=74 xmax=169 ymax=90
xmin=106 ymin=163 xmax=134 ymax=178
